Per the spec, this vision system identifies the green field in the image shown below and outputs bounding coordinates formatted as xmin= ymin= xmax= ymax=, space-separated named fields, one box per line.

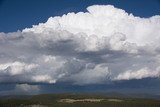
xmin=0 ymin=94 xmax=160 ymax=107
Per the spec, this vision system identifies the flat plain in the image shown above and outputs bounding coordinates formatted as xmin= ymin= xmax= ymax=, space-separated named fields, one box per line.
xmin=0 ymin=94 xmax=160 ymax=107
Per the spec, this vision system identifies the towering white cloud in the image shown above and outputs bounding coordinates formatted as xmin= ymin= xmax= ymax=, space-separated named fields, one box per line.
xmin=0 ymin=5 xmax=160 ymax=85
xmin=0 ymin=61 xmax=38 ymax=75
xmin=114 ymin=68 xmax=160 ymax=80
xmin=23 ymin=5 xmax=160 ymax=46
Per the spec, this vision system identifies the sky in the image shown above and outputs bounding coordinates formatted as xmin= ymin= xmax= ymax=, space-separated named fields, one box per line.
xmin=0 ymin=0 xmax=160 ymax=95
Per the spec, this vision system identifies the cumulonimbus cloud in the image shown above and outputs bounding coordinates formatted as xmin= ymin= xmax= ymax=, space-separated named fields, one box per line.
xmin=0 ymin=5 xmax=160 ymax=85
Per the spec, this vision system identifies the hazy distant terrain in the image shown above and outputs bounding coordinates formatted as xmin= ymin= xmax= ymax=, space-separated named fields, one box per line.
xmin=0 ymin=94 xmax=160 ymax=107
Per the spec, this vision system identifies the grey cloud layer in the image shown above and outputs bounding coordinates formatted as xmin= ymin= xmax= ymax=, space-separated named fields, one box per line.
xmin=0 ymin=5 xmax=160 ymax=85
